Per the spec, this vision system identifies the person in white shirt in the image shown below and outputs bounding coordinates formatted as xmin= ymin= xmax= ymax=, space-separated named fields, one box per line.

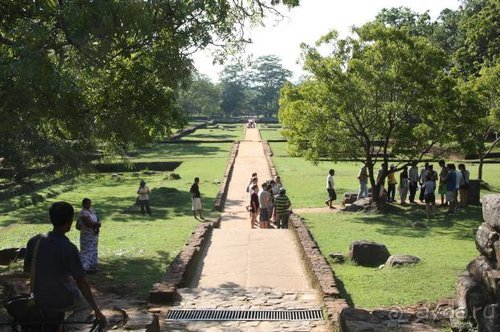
xmin=325 ymin=169 xmax=336 ymax=209
xmin=421 ymin=175 xmax=436 ymax=218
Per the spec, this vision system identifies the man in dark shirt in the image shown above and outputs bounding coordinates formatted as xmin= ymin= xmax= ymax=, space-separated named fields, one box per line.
xmin=24 ymin=201 xmax=106 ymax=327
xmin=190 ymin=177 xmax=204 ymax=220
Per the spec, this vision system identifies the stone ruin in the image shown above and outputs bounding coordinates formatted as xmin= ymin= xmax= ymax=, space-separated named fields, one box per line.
xmin=454 ymin=194 xmax=500 ymax=331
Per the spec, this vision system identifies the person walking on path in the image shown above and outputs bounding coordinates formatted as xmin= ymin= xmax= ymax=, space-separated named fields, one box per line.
xmin=24 ymin=202 xmax=106 ymax=329
xmin=408 ymin=163 xmax=419 ymax=204
xmin=78 ymin=198 xmax=101 ymax=274
xmin=438 ymin=160 xmax=448 ymax=207
xmin=249 ymin=184 xmax=259 ymax=228
xmin=325 ymin=169 xmax=336 ymax=209
xmin=274 ymin=187 xmax=292 ymax=229
xmin=357 ymin=165 xmax=369 ymax=200
xmin=258 ymin=182 xmax=271 ymax=228
xmin=190 ymin=177 xmax=204 ymax=220
xmin=137 ymin=180 xmax=152 ymax=215
xmin=399 ymin=166 xmax=409 ymax=205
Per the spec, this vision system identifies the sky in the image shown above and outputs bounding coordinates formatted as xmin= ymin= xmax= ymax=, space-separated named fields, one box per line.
xmin=192 ymin=0 xmax=461 ymax=82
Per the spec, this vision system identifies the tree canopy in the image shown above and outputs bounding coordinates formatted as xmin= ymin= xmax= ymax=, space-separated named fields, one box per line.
xmin=0 ymin=0 xmax=299 ymax=180
xmin=279 ymin=21 xmax=462 ymax=202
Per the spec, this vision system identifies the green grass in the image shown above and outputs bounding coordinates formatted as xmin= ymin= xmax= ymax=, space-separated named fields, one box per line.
xmin=268 ymin=138 xmax=499 ymax=309
xmin=270 ymin=142 xmax=500 ymax=208
xmin=109 ymin=142 xmax=234 ymax=163
xmin=0 ymin=142 xmax=229 ymax=299
xmin=182 ymin=124 xmax=244 ymax=141
xmin=259 ymin=124 xmax=285 ymax=141
xmin=301 ymin=207 xmax=482 ymax=308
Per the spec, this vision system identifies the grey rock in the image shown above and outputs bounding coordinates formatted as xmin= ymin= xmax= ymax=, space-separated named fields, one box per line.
xmin=386 ymin=254 xmax=421 ymax=267
xmin=482 ymin=194 xmax=500 ymax=231
xmin=328 ymin=252 xmax=345 ymax=263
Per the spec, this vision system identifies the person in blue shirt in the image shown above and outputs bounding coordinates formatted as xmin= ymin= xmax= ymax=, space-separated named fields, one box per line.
xmin=24 ymin=201 xmax=106 ymax=328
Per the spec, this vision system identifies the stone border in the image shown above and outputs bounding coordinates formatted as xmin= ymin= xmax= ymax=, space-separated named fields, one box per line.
xmin=262 ymin=140 xmax=278 ymax=179
xmin=163 ymin=122 xmax=208 ymax=141
xmin=263 ymin=135 xmax=349 ymax=330
xmin=148 ymin=217 xmax=221 ymax=304
xmin=149 ymin=138 xmax=240 ymax=304
xmin=289 ymin=214 xmax=349 ymax=330
xmin=213 ymin=141 xmax=240 ymax=212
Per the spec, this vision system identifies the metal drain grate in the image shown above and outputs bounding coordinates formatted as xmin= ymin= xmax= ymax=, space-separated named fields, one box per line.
xmin=166 ymin=309 xmax=323 ymax=321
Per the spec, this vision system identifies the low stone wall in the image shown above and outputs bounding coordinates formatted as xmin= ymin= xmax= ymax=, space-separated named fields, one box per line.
xmin=262 ymin=140 xmax=278 ymax=179
xmin=148 ymin=217 xmax=221 ymax=305
xmin=164 ymin=122 xmax=208 ymax=141
xmin=289 ymin=214 xmax=349 ymax=331
xmin=213 ymin=141 xmax=239 ymax=212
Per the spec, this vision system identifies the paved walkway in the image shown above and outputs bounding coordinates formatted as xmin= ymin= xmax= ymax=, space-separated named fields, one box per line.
xmin=165 ymin=127 xmax=327 ymax=331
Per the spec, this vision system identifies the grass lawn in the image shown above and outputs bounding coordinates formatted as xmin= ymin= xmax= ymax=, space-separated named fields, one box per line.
xmin=301 ymin=207 xmax=482 ymax=308
xmin=0 ymin=142 xmax=229 ymax=299
xmin=270 ymin=142 xmax=500 ymax=208
xmin=269 ymin=139 xmax=499 ymax=309
xmin=259 ymin=124 xmax=285 ymax=141
xmin=182 ymin=124 xmax=244 ymax=141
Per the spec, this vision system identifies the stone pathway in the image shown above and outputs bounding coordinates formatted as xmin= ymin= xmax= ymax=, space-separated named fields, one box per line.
xmin=165 ymin=127 xmax=328 ymax=331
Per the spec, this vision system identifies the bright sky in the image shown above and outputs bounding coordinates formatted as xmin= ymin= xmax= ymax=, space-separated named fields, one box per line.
xmin=193 ymin=0 xmax=461 ymax=82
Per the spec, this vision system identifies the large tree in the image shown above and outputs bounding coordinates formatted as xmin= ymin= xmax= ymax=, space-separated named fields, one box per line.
xmin=433 ymin=0 xmax=499 ymax=180
xmin=0 ymin=0 xmax=299 ymax=180
xmin=279 ymin=22 xmax=460 ymax=207
xmin=220 ymin=63 xmax=248 ymax=117
xmin=248 ymin=55 xmax=292 ymax=117
xmin=178 ymin=73 xmax=222 ymax=118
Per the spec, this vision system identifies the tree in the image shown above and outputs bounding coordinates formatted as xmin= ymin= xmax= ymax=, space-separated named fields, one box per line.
xmin=178 ymin=73 xmax=222 ymax=118
xmin=434 ymin=0 xmax=499 ymax=180
xmin=248 ymin=55 xmax=292 ymax=117
xmin=220 ymin=63 xmax=248 ymax=117
xmin=0 ymin=0 xmax=300 ymax=180
xmin=279 ymin=22 xmax=460 ymax=208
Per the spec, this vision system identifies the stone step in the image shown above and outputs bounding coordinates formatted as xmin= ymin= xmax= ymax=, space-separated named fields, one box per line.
xmin=165 ymin=288 xmax=328 ymax=331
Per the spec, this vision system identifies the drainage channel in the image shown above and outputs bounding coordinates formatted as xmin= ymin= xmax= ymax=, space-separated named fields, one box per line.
xmin=166 ymin=309 xmax=324 ymax=321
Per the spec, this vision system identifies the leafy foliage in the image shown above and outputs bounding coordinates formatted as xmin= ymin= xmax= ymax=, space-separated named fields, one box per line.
xmin=0 ymin=0 xmax=299 ymax=180
xmin=279 ymin=22 xmax=461 ymax=203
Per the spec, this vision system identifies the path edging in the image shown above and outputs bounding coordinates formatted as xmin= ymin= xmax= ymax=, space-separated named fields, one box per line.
xmin=262 ymin=140 xmax=278 ymax=179
xmin=148 ymin=217 xmax=221 ymax=305
xmin=290 ymin=214 xmax=349 ymax=331
xmin=263 ymin=136 xmax=349 ymax=329
xmin=213 ymin=141 xmax=240 ymax=212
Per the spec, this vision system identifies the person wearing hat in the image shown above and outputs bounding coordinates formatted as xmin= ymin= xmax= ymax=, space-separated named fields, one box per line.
xmin=387 ymin=165 xmax=397 ymax=203
xmin=274 ymin=187 xmax=292 ymax=229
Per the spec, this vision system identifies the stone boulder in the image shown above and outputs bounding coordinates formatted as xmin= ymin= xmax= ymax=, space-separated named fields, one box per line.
xmin=386 ymin=254 xmax=420 ymax=267
xmin=342 ymin=198 xmax=372 ymax=212
xmin=482 ymin=194 xmax=500 ymax=230
xmin=342 ymin=192 xmax=359 ymax=206
xmin=349 ymin=240 xmax=390 ymax=267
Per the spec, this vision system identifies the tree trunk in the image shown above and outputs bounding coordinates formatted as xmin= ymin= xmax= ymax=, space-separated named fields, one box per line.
xmin=478 ymin=155 xmax=484 ymax=181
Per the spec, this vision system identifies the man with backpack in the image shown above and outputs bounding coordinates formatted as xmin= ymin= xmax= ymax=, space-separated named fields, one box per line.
xmin=23 ymin=201 xmax=106 ymax=329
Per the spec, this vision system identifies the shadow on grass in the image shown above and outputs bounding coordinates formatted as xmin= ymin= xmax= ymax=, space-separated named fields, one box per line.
xmin=88 ymin=250 xmax=172 ymax=300
xmin=351 ymin=204 xmax=483 ymax=240
xmin=184 ymin=132 xmax=238 ymax=140
xmin=334 ymin=274 xmax=355 ymax=307
xmin=0 ymin=186 xmax=216 ymax=226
